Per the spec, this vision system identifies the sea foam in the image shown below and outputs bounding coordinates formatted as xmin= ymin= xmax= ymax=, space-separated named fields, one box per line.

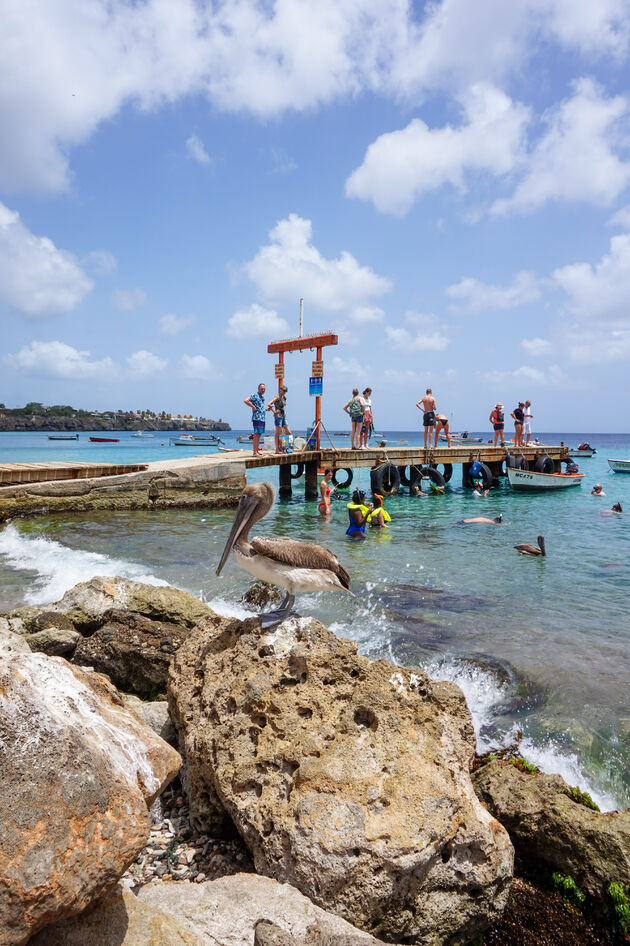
xmin=0 ymin=523 xmax=167 ymax=606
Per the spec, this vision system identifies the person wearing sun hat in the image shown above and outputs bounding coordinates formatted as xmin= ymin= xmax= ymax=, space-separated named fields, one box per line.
xmin=489 ymin=402 xmax=505 ymax=446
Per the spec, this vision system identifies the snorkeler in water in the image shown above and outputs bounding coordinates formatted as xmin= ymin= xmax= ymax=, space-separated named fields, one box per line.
xmin=458 ymin=514 xmax=503 ymax=524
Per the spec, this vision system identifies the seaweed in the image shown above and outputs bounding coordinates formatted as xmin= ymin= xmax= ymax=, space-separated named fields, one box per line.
xmin=608 ymin=882 xmax=630 ymax=935
xmin=568 ymin=785 xmax=600 ymax=812
xmin=552 ymin=872 xmax=586 ymax=912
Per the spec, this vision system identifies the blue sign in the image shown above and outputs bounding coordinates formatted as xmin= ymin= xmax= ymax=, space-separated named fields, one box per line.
xmin=309 ymin=376 xmax=323 ymax=397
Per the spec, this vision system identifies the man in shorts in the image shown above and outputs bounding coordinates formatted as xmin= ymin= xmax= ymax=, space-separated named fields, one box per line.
xmin=523 ymin=400 xmax=533 ymax=444
xmin=244 ymin=382 xmax=266 ymax=456
xmin=416 ymin=388 xmax=437 ymax=447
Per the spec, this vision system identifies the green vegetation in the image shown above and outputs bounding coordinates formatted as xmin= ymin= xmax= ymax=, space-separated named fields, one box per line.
xmin=568 ymin=785 xmax=600 ymax=811
xmin=608 ymin=882 xmax=630 ymax=934
xmin=512 ymin=756 xmax=539 ymax=775
xmin=552 ymin=872 xmax=586 ymax=911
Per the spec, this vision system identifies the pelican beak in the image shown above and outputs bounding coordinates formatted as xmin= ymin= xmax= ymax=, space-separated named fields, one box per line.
xmin=216 ymin=493 xmax=259 ymax=575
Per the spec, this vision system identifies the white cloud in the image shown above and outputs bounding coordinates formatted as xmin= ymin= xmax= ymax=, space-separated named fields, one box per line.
xmin=5 ymin=341 xmax=116 ymax=380
xmin=385 ymin=312 xmax=450 ymax=353
xmin=329 ymin=355 xmax=366 ymax=378
xmin=2 ymin=1 xmax=629 ymax=193
xmin=179 ymin=354 xmax=221 ymax=380
xmin=348 ymin=306 xmax=386 ymax=324
xmin=243 ymin=214 xmax=391 ymax=309
xmin=609 ymin=205 xmax=630 ymax=229
xmin=268 ymin=148 xmax=296 ymax=175
xmin=491 ymin=79 xmax=630 ymax=216
xmin=186 ymin=133 xmax=211 ymax=165
xmin=480 ymin=363 xmax=568 ymax=387
xmin=114 ymin=288 xmax=148 ymax=311
xmin=553 ymin=233 xmax=630 ymax=321
xmin=226 ymin=303 xmax=290 ymax=339
xmin=563 ymin=327 xmax=630 ymax=365
xmin=159 ymin=313 xmax=196 ymax=335
xmin=127 ymin=350 xmax=167 ymax=378
xmin=446 ymin=270 xmax=541 ymax=312
xmin=346 ymin=84 xmax=529 ymax=215
xmin=83 ymin=250 xmax=117 ymax=275
xmin=520 ymin=337 xmax=554 ymax=357
xmin=0 ymin=202 xmax=92 ymax=317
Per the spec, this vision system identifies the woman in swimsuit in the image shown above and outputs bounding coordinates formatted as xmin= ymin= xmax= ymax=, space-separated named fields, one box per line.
xmin=318 ymin=469 xmax=336 ymax=515
xmin=346 ymin=489 xmax=372 ymax=536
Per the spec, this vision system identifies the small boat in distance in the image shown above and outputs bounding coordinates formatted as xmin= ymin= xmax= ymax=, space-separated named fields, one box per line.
xmin=568 ymin=443 xmax=597 ymax=457
xmin=442 ymin=431 xmax=483 ymax=444
xmin=507 ymin=467 xmax=583 ymax=490
xmin=169 ymin=435 xmax=219 ymax=447
xmin=131 ymin=430 xmax=154 ymax=438
xmin=608 ymin=458 xmax=630 ymax=474
xmin=48 ymin=434 xmax=79 ymax=440
xmin=89 ymin=436 xmax=120 ymax=442
xmin=237 ymin=435 xmax=253 ymax=443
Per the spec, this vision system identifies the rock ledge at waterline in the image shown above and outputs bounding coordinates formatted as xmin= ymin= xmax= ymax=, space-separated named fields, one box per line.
xmin=168 ymin=611 xmax=514 ymax=945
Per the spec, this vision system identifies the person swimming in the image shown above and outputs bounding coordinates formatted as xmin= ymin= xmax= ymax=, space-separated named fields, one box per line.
xmin=346 ymin=489 xmax=371 ymax=536
xmin=591 ymin=483 xmax=605 ymax=496
xmin=611 ymin=502 xmax=623 ymax=513
xmin=458 ymin=514 xmax=503 ymax=524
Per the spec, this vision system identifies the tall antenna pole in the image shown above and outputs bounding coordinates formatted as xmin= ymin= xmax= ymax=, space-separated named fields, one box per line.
xmin=299 ymin=298 xmax=303 ymax=337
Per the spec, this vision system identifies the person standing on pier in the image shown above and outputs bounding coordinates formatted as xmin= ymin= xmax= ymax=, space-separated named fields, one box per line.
xmin=344 ymin=388 xmax=365 ymax=449
xmin=489 ymin=403 xmax=505 ymax=446
xmin=361 ymin=388 xmax=373 ymax=447
xmin=267 ymin=385 xmax=291 ymax=452
xmin=511 ymin=402 xmax=525 ymax=447
xmin=523 ymin=400 xmax=533 ymax=444
xmin=416 ymin=388 xmax=436 ymax=447
xmin=244 ymin=382 xmax=266 ymax=456
xmin=434 ymin=413 xmax=450 ymax=447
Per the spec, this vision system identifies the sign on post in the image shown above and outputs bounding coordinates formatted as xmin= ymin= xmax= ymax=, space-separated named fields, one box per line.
xmin=309 ymin=376 xmax=323 ymax=397
xmin=311 ymin=360 xmax=324 ymax=377
xmin=274 ymin=364 xmax=284 ymax=378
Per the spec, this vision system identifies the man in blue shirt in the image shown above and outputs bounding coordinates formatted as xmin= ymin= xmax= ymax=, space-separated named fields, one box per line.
xmin=244 ymin=382 xmax=266 ymax=456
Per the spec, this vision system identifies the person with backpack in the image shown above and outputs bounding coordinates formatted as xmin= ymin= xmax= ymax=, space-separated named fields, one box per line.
xmin=489 ymin=402 xmax=505 ymax=446
xmin=343 ymin=388 xmax=365 ymax=449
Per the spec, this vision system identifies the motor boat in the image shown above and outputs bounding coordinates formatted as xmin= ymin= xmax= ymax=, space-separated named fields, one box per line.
xmin=131 ymin=430 xmax=155 ymax=438
xmin=507 ymin=467 xmax=583 ymax=490
xmin=440 ymin=431 xmax=483 ymax=444
xmin=568 ymin=443 xmax=597 ymax=457
xmin=48 ymin=434 xmax=79 ymax=440
xmin=608 ymin=458 xmax=630 ymax=473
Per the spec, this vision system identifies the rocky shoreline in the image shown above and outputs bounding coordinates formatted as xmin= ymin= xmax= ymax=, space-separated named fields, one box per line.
xmin=1 ymin=577 xmax=628 ymax=945
xmin=0 ymin=415 xmax=230 ymax=433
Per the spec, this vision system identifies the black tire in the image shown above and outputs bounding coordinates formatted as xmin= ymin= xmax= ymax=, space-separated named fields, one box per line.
xmin=506 ymin=455 xmax=525 ymax=470
xmin=436 ymin=463 xmax=453 ymax=483
xmin=463 ymin=461 xmax=493 ymax=488
xmin=408 ymin=465 xmax=445 ymax=490
xmin=290 ymin=463 xmax=304 ymax=479
xmin=370 ymin=462 xmax=401 ymax=496
xmin=534 ymin=455 xmax=554 ymax=475
xmin=332 ymin=468 xmax=353 ymax=489
xmin=398 ymin=465 xmax=411 ymax=487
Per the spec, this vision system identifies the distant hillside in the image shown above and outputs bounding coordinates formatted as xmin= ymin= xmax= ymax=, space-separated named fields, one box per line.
xmin=0 ymin=403 xmax=230 ymax=433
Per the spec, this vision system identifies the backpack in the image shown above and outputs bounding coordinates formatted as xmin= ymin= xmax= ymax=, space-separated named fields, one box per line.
xmin=349 ymin=397 xmax=363 ymax=419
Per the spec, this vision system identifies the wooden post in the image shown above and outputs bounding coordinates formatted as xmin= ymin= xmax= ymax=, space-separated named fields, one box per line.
xmin=315 ymin=346 xmax=322 ymax=450
xmin=278 ymin=462 xmax=292 ymax=497
xmin=305 ymin=460 xmax=318 ymax=499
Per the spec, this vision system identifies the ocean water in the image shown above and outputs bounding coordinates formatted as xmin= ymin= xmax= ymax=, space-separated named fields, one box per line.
xmin=1 ymin=429 xmax=629 ymax=811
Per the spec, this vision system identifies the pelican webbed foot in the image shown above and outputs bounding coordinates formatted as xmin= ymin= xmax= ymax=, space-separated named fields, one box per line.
xmin=260 ymin=593 xmax=296 ymax=629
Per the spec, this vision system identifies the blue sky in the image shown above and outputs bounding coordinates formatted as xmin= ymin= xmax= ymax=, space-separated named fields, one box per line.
xmin=2 ymin=0 xmax=630 ymax=432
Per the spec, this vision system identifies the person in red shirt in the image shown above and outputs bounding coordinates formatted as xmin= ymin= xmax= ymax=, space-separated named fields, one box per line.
xmin=489 ymin=402 xmax=505 ymax=446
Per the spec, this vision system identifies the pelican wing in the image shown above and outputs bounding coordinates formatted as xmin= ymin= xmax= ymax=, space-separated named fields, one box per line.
xmin=250 ymin=536 xmax=351 ymax=590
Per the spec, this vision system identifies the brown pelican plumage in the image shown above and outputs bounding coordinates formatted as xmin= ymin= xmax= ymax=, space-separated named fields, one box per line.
xmin=514 ymin=535 xmax=546 ymax=557
xmin=216 ymin=482 xmax=351 ymax=626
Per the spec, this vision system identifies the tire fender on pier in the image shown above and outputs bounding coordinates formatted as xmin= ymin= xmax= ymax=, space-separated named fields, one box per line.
xmin=408 ymin=465 xmax=446 ymax=491
xmin=534 ymin=455 xmax=554 ymax=475
xmin=462 ymin=461 xmax=493 ymax=488
xmin=290 ymin=463 xmax=305 ymax=479
xmin=506 ymin=455 xmax=526 ymax=471
xmin=370 ymin=462 xmax=401 ymax=496
xmin=332 ymin=468 xmax=353 ymax=489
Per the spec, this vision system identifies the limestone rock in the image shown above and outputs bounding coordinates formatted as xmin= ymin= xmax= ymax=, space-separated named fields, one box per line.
xmin=1 ymin=605 xmax=43 ymax=631
xmin=122 ymin=694 xmax=176 ymax=743
xmin=48 ymin=576 xmax=211 ymax=630
xmin=0 ymin=653 xmax=181 ymax=945
xmin=32 ymin=874 xmax=392 ymax=946
xmin=168 ymin=614 xmax=513 ymax=945
xmin=254 ymin=919 xmax=385 ymax=946
xmin=74 ymin=609 xmax=190 ymax=699
xmin=0 ymin=623 xmax=30 ymax=656
xmin=241 ymin=580 xmax=285 ymax=611
xmin=25 ymin=626 xmax=81 ymax=656
xmin=472 ymin=759 xmax=630 ymax=903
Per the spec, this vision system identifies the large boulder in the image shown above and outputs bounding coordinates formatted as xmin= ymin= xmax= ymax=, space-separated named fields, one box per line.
xmin=0 ymin=653 xmax=181 ymax=946
xmin=472 ymin=759 xmax=630 ymax=904
xmin=168 ymin=614 xmax=513 ymax=945
xmin=47 ymin=576 xmax=211 ymax=630
xmin=0 ymin=622 xmax=30 ymax=656
xmin=73 ymin=609 xmax=191 ymax=699
xmin=122 ymin=694 xmax=175 ymax=743
xmin=25 ymin=626 xmax=81 ymax=656
xmin=31 ymin=874 xmax=394 ymax=945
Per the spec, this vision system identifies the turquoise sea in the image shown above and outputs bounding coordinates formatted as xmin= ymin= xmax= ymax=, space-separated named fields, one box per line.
xmin=1 ymin=429 xmax=629 ymax=811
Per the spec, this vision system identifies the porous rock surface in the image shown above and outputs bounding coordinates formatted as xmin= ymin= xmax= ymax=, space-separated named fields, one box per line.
xmin=472 ymin=759 xmax=630 ymax=902
xmin=0 ymin=621 xmax=30 ymax=655
xmin=74 ymin=609 xmax=190 ymax=699
xmin=48 ymin=575 xmax=211 ymax=630
xmin=25 ymin=625 xmax=81 ymax=656
xmin=169 ymin=613 xmax=514 ymax=945
xmin=0 ymin=652 xmax=181 ymax=946
xmin=122 ymin=694 xmax=175 ymax=743
xmin=32 ymin=874 xmax=391 ymax=945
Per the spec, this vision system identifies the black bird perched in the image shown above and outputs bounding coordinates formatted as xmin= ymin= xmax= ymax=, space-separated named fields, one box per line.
xmin=514 ymin=535 xmax=546 ymax=557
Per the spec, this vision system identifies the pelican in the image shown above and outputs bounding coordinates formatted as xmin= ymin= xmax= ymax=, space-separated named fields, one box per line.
xmin=514 ymin=535 xmax=546 ymax=557
xmin=216 ymin=482 xmax=351 ymax=626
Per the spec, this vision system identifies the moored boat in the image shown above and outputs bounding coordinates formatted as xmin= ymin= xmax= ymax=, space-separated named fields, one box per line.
xmin=568 ymin=442 xmax=597 ymax=458
xmin=48 ymin=434 xmax=79 ymax=440
xmin=237 ymin=435 xmax=253 ymax=443
xmin=89 ymin=436 xmax=120 ymax=442
xmin=507 ymin=467 xmax=583 ymax=490
xmin=608 ymin=458 xmax=630 ymax=474
xmin=169 ymin=435 xmax=219 ymax=447
xmin=441 ymin=431 xmax=483 ymax=444
xmin=131 ymin=430 xmax=154 ymax=438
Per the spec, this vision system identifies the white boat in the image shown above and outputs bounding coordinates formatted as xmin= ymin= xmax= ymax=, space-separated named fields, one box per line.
xmin=47 ymin=434 xmax=79 ymax=440
xmin=169 ymin=435 xmax=218 ymax=447
xmin=507 ymin=467 xmax=584 ymax=490
xmin=440 ymin=431 xmax=483 ymax=444
xmin=608 ymin=458 xmax=630 ymax=473
xmin=131 ymin=430 xmax=154 ymax=438
xmin=568 ymin=443 xmax=596 ymax=458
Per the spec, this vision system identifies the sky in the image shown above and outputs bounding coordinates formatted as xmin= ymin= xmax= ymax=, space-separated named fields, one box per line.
xmin=2 ymin=0 xmax=630 ymax=433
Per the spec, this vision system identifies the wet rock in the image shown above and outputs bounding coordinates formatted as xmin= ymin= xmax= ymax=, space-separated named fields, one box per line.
xmin=48 ymin=576 xmax=211 ymax=631
xmin=25 ymin=626 xmax=81 ymax=656
xmin=472 ymin=759 xmax=630 ymax=907
xmin=1 ymin=605 xmax=43 ymax=630
xmin=74 ymin=610 xmax=191 ymax=699
xmin=380 ymin=583 xmax=490 ymax=614
xmin=241 ymin=580 xmax=285 ymax=610
xmin=169 ymin=613 xmax=513 ymax=945
xmin=122 ymin=694 xmax=176 ymax=743
xmin=0 ymin=652 xmax=181 ymax=945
